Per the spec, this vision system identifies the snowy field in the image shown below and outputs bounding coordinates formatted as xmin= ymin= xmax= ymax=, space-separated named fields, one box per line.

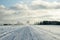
xmin=0 ymin=25 xmax=60 ymax=40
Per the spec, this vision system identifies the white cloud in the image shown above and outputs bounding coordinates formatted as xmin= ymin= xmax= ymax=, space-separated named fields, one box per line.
xmin=31 ymin=0 xmax=60 ymax=9
xmin=0 ymin=0 xmax=60 ymax=24
xmin=11 ymin=3 xmax=29 ymax=10
xmin=0 ymin=5 xmax=17 ymax=24
xmin=0 ymin=5 xmax=5 ymax=9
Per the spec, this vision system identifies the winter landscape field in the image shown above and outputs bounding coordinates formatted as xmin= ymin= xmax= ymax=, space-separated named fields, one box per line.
xmin=0 ymin=0 xmax=60 ymax=40
xmin=0 ymin=25 xmax=60 ymax=40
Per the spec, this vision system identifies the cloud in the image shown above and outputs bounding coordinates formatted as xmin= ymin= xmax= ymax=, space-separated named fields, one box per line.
xmin=0 ymin=0 xmax=60 ymax=24
xmin=0 ymin=4 xmax=48 ymax=24
xmin=0 ymin=5 xmax=17 ymax=24
xmin=31 ymin=0 xmax=60 ymax=9
xmin=11 ymin=3 xmax=29 ymax=10
xmin=0 ymin=5 xmax=5 ymax=9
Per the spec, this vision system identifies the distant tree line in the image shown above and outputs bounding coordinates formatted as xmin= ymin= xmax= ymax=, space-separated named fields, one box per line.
xmin=0 ymin=23 xmax=23 ymax=26
xmin=34 ymin=21 xmax=60 ymax=25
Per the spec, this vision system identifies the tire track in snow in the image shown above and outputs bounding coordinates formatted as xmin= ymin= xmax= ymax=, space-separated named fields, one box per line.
xmin=1 ymin=26 xmax=34 ymax=40
xmin=14 ymin=26 xmax=34 ymax=40
xmin=0 ymin=25 xmax=60 ymax=40
xmin=30 ymin=27 xmax=44 ymax=40
xmin=32 ymin=26 xmax=60 ymax=40
xmin=0 ymin=26 xmax=27 ymax=40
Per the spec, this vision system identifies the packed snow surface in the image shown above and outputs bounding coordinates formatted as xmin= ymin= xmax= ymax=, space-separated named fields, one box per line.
xmin=0 ymin=25 xmax=60 ymax=40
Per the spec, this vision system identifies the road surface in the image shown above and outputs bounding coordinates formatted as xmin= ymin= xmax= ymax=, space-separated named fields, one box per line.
xmin=0 ymin=25 xmax=60 ymax=40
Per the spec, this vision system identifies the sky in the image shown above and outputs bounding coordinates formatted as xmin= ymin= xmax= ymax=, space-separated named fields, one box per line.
xmin=0 ymin=0 xmax=60 ymax=24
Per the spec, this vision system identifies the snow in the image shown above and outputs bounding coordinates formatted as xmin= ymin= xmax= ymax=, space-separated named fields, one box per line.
xmin=0 ymin=25 xmax=60 ymax=40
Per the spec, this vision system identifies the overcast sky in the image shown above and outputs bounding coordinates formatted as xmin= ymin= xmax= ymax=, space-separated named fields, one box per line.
xmin=0 ymin=0 xmax=60 ymax=24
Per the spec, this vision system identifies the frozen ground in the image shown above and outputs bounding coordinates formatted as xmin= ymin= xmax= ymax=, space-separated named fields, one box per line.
xmin=0 ymin=25 xmax=60 ymax=40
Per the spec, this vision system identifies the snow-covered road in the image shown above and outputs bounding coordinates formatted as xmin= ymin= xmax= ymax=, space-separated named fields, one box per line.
xmin=0 ymin=25 xmax=60 ymax=40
